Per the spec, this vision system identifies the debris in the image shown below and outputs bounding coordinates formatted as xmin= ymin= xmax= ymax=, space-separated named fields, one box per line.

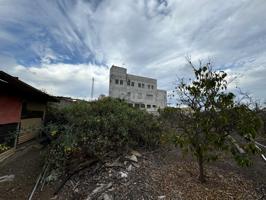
xmin=131 ymin=150 xmax=142 ymax=157
xmin=49 ymin=149 xmax=261 ymax=200
xmin=46 ymin=170 xmax=58 ymax=182
xmin=103 ymin=193 xmax=113 ymax=200
xmin=0 ymin=174 xmax=15 ymax=183
xmin=125 ymin=155 xmax=138 ymax=162
xmin=119 ymin=171 xmax=128 ymax=178
xmin=126 ymin=164 xmax=133 ymax=171
xmin=132 ymin=163 xmax=140 ymax=168
xmin=86 ymin=183 xmax=112 ymax=200
xmin=105 ymin=157 xmax=123 ymax=168
xmin=28 ymin=164 xmax=48 ymax=200
xmin=54 ymin=159 xmax=98 ymax=196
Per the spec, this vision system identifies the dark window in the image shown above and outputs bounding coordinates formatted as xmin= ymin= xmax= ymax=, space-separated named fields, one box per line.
xmin=21 ymin=102 xmax=44 ymax=119
xmin=153 ymin=105 xmax=157 ymax=108
xmin=141 ymin=104 xmax=145 ymax=108
xmin=115 ymin=79 xmax=119 ymax=84
xmin=120 ymin=80 xmax=123 ymax=85
xmin=151 ymin=85 xmax=154 ymax=89
xmin=138 ymin=83 xmax=141 ymax=88
xmin=148 ymin=85 xmax=150 ymax=89
xmin=0 ymin=123 xmax=17 ymax=145
xmin=147 ymin=105 xmax=151 ymax=108
xmin=131 ymin=82 xmax=135 ymax=86
xmin=127 ymin=80 xmax=130 ymax=86
xmin=135 ymin=104 xmax=140 ymax=108
xmin=142 ymin=83 xmax=144 ymax=88
xmin=128 ymin=103 xmax=133 ymax=107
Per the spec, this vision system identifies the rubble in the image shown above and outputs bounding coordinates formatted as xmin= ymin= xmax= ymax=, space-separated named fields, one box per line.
xmin=86 ymin=183 xmax=113 ymax=200
xmin=119 ymin=171 xmax=128 ymax=178
xmin=131 ymin=150 xmax=142 ymax=157
xmin=0 ymin=174 xmax=15 ymax=183
xmin=44 ymin=149 xmax=260 ymax=200
xmin=125 ymin=154 xmax=138 ymax=162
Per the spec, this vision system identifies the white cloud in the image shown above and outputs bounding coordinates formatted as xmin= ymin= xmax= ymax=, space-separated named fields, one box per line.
xmin=5 ymin=63 xmax=109 ymax=100
xmin=0 ymin=0 xmax=266 ymax=102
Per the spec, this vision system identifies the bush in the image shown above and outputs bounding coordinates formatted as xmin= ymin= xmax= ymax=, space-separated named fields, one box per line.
xmin=44 ymin=98 xmax=162 ymax=173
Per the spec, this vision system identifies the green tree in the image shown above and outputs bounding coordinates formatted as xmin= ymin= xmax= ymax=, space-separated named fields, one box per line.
xmin=174 ymin=60 xmax=261 ymax=183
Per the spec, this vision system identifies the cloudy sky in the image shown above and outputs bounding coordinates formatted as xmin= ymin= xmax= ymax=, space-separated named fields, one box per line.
xmin=0 ymin=0 xmax=266 ymax=103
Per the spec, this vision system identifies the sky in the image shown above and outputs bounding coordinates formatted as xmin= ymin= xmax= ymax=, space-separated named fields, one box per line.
xmin=0 ymin=0 xmax=266 ymax=104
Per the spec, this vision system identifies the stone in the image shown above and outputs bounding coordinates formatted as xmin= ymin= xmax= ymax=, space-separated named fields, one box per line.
xmin=132 ymin=163 xmax=140 ymax=168
xmin=126 ymin=164 xmax=133 ymax=171
xmin=103 ymin=193 xmax=113 ymax=200
xmin=131 ymin=150 xmax=142 ymax=157
xmin=119 ymin=171 xmax=128 ymax=178
xmin=158 ymin=195 xmax=166 ymax=199
xmin=87 ymin=183 xmax=113 ymax=200
xmin=126 ymin=155 xmax=138 ymax=162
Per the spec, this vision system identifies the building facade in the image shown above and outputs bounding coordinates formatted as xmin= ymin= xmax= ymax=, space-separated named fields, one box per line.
xmin=0 ymin=71 xmax=57 ymax=149
xmin=109 ymin=65 xmax=167 ymax=112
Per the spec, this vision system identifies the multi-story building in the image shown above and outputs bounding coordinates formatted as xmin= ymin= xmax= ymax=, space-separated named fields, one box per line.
xmin=109 ymin=65 xmax=167 ymax=112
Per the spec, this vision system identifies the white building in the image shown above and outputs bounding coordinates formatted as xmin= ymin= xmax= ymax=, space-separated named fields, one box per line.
xmin=109 ymin=65 xmax=167 ymax=112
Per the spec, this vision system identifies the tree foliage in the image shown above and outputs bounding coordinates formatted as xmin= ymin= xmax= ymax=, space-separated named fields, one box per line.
xmin=173 ymin=60 xmax=261 ymax=182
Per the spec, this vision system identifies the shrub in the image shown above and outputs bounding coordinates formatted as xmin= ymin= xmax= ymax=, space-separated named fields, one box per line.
xmin=44 ymin=98 xmax=162 ymax=173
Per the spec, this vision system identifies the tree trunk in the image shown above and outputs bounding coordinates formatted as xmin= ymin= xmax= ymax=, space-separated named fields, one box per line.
xmin=198 ymin=151 xmax=205 ymax=183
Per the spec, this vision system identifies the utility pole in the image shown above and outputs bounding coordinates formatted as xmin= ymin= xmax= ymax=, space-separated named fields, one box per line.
xmin=91 ymin=77 xmax=94 ymax=100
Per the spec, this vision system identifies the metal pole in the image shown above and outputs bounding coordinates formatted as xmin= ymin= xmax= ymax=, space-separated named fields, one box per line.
xmin=91 ymin=77 xmax=94 ymax=100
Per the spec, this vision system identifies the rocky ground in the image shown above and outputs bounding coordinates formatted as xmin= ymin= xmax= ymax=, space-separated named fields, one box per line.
xmin=1 ymin=145 xmax=266 ymax=200
xmin=42 ymin=149 xmax=264 ymax=200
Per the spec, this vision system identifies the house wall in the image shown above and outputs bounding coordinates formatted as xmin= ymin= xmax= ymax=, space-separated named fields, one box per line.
xmin=109 ymin=66 xmax=167 ymax=112
xmin=0 ymin=95 xmax=21 ymax=125
xmin=18 ymin=118 xmax=42 ymax=144
xmin=18 ymin=101 xmax=46 ymax=144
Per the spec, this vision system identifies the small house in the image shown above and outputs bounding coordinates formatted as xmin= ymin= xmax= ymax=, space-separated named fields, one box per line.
xmin=0 ymin=71 xmax=57 ymax=152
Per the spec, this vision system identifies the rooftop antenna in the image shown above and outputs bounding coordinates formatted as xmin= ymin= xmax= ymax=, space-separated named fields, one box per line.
xmin=91 ymin=77 xmax=94 ymax=100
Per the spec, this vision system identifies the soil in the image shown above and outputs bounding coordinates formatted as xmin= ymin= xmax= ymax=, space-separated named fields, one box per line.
xmin=0 ymin=143 xmax=43 ymax=200
xmin=1 ymin=146 xmax=266 ymax=200
xmin=41 ymin=149 xmax=265 ymax=200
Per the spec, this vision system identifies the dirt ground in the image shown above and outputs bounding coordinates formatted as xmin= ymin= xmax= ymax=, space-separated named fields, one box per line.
xmin=41 ymin=149 xmax=266 ymax=200
xmin=0 ymin=145 xmax=266 ymax=200
xmin=0 ymin=143 xmax=44 ymax=200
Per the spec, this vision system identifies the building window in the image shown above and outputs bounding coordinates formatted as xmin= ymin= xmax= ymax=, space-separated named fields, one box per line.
xmin=138 ymin=83 xmax=141 ymax=88
xmin=142 ymin=83 xmax=144 ymax=88
xmin=135 ymin=104 xmax=140 ymax=108
xmin=127 ymin=80 xmax=130 ymax=86
xmin=141 ymin=104 xmax=145 ymax=108
xmin=151 ymin=85 xmax=154 ymax=89
xmin=127 ymin=92 xmax=131 ymax=97
xmin=120 ymin=80 xmax=123 ymax=85
xmin=153 ymin=105 xmax=157 ymax=108
xmin=131 ymin=82 xmax=134 ymax=86
xmin=115 ymin=79 xmax=119 ymax=84
xmin=148 ymin=85 xmax=150 ymax=89
xmin=128 ymin=103 xmax=133 ymax=107
xmin=147 ymin=104 xmax=151 ymax=108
